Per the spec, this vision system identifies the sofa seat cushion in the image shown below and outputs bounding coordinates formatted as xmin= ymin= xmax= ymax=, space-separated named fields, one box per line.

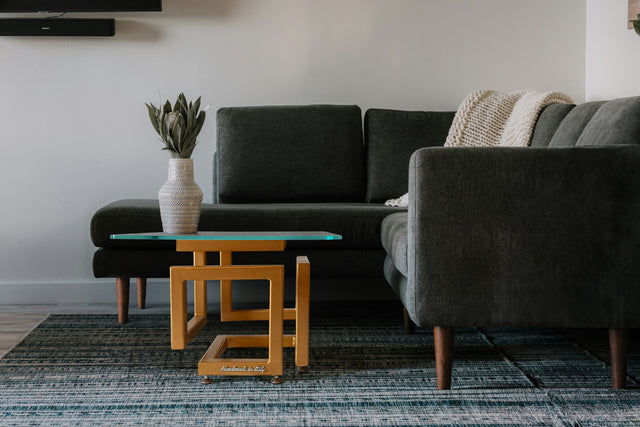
xmin=381 ymin=212 xmax=409 ymax=277
xmin=91 ymin=199 xmax=406 ymax=250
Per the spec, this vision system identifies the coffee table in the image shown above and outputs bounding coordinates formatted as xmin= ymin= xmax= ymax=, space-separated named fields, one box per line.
xmin=111 ymin=231 xmax=341 ymax=384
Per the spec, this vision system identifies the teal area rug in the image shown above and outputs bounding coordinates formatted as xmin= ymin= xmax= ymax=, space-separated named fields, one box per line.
xmin=1 ymin=303 xmax=639 ymax=426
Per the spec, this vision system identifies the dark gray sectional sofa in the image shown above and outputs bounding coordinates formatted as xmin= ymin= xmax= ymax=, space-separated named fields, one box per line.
xmin=92 ymin=98 xmax=640 ymax=390
xmin=92 ymin=105 xmax=433 ymax=320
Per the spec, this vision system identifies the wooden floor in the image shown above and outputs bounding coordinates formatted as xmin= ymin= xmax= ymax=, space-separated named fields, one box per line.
xmin=0 ymin=304 xmax=172 ymax=358
xmin=0 ymin=313 xmax=47 ymax=358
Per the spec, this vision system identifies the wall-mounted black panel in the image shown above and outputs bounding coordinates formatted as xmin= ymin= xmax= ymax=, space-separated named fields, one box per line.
xmin=0 ymin=0 xmax=161 ymax=12
xmin=0 ymin=18 xmax=115 ymax=36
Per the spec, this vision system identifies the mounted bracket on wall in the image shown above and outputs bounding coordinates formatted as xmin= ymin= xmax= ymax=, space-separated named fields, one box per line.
xmin=0 ymin=18 xmax=115 ymax=36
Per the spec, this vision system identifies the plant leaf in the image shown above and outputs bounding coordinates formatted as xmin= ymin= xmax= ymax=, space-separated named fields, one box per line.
xmin=170 ymin=135 xmax=180 ymax=155
xmin=182 ymin=141 xmax=196 ymax=159
xmin=145 ymin=103 xmax=161 ymax=135
xmin=194 ymin=111 xmax=206 ymax=136
xmin=174 ymin=120 xmax=183 ymax=150
xmin=193 ymin=97 xmax=201 ymax=114
xmin=163 ymin=115 xmax=172 ymax=142
xmin=179 ymin=95 xmax=189 ymax=120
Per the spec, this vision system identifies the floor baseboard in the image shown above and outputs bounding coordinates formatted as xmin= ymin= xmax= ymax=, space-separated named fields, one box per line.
xmin=0 ymin=277 xmax=396 ymax=305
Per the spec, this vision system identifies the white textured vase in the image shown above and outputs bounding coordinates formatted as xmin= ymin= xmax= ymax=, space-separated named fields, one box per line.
xmin=159 ymin=158 xmax=203 ymax=234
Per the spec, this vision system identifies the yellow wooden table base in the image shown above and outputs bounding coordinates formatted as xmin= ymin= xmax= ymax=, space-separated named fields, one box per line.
xmin=169 ymin=239 xmax=310 ymax=383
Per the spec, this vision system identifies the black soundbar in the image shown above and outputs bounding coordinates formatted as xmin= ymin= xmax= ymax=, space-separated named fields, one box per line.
xmin=0 ymin=0 xmax=161 ymax=13
xmin=0 ymin=18 xmax=115 ymax=36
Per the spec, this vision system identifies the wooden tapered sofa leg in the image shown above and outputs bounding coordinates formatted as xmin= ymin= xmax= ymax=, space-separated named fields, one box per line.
xmin=403 ymin=307 xmax=416 ymax=334
xmin=137 ymin=278 xmax=147 ymax=309
xmin=116 ymin=277 xmax=130 ymax=324
xmin=609 ymin=327 xmax=628 ymax=389
xmin=434 ymin=326 xmax=454 ymax=390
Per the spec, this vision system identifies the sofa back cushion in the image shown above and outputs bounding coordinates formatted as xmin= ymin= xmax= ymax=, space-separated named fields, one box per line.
xmin=547 ymin=101 xmax=605 ymax=147
xmin=216 ymin=105 xmax=365 ymax=203
xmin=576 ymin=96 xmax=640 ymax=146
xmin=529 ymin=103 xmax=575 ymax=147
xmin=539 ymin=96 xmax=640 ymax=147
xmin=364 ymin=109 xmax=455 ymax=203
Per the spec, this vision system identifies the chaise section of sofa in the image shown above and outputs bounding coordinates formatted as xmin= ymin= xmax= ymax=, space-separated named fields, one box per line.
xmin=91 ymin=199 xmax=401 ymax=279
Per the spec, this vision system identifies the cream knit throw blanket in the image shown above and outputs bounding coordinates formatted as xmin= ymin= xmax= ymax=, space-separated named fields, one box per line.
xmin=444 ymin=89 xmax=574 ymax=147
xmin=384 ymin=89 xmax=574 ymax=207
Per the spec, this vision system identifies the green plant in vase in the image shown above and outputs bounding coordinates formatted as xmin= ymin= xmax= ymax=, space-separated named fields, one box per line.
xmin=146 ymin=93 xmax=208 ymax=234
xmin=145 ymin=93 xmax=207 ymax=159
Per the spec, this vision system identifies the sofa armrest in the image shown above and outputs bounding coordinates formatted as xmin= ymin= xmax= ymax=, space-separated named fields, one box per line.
xmin=407 ymin=145 xmax=640 ymax=327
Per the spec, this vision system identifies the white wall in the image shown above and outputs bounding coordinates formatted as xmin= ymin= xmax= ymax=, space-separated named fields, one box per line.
xmin=0 ymin=0 xmax=586 ymax=304
xmin=586 ymin=0 xmax=640 ymax=100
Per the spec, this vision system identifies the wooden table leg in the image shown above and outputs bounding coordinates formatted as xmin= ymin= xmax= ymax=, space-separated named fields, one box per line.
xmin=268 ymin=266 xmax=284 ymax=381
xmin=295 ymin=256 xmax=310 ymax=372
xmin=170 ymin=268 xmax=188 ymax=349
xmin=194 ymin=265 xmax=286 ymax=379
xmin=219 ymin=251 xmax=233 ymax=321
xmin=193 ymin=251 xmax=207 ymax=318
xmin=170 ymin=266 xmax=208 ymax=350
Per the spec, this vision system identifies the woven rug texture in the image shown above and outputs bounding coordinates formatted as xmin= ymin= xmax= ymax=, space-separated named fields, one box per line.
xmin=0 ymin=304 xmax=639 ymax=426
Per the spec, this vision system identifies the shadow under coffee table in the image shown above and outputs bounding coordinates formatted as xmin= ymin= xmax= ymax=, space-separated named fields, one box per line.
xmin=111 ymin=231 xmax=342 ymax=384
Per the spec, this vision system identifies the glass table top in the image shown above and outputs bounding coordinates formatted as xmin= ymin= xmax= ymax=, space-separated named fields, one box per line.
xmin=111 ymin=231 xmax=342 ymax=241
